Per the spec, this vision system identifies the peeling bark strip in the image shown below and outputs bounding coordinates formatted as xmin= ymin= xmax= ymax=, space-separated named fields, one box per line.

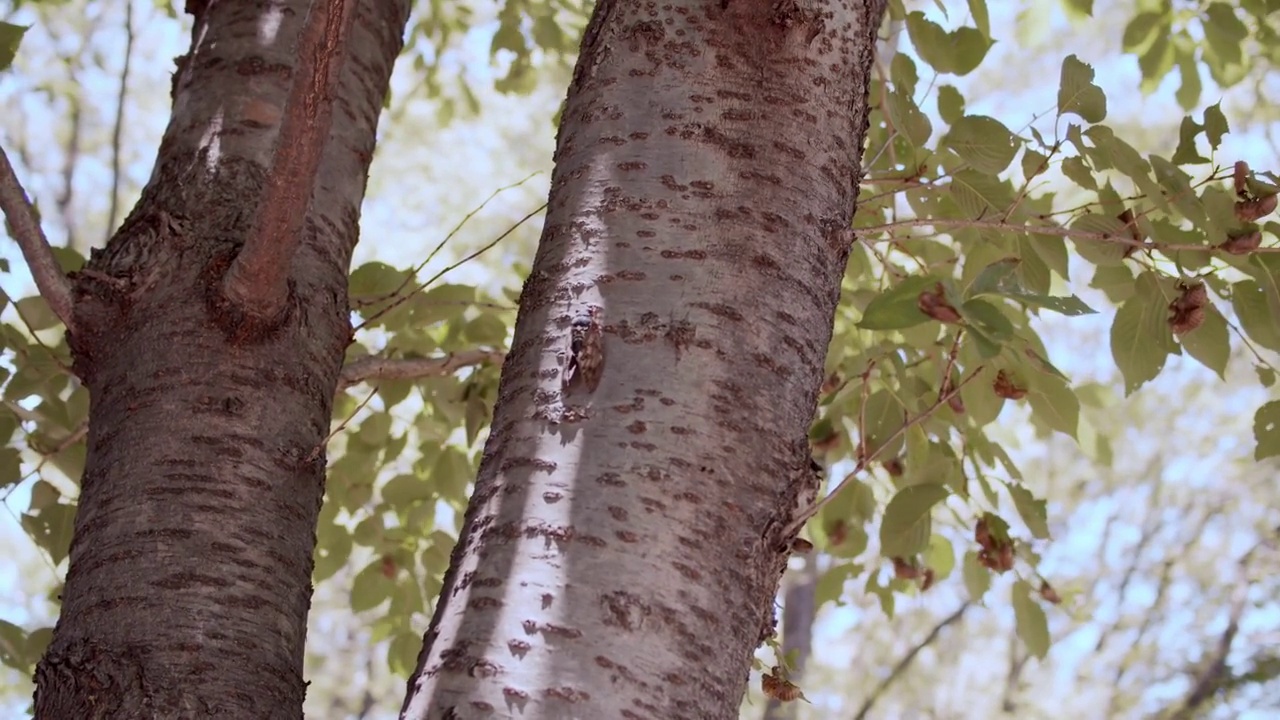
xmin=34 ymin=2 xmax=412 ymax=718
xmin=401 ymin=1 xmax=889 ymax=718
xmin=218 ymin=0 xmax=360 ymax=336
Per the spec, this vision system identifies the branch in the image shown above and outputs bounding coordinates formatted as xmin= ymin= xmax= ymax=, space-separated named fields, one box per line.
xmin=338 ymin=349 xmax=504 ymax=391
xmin=105 ymin=0 xmax=135 ymax=243
xmin=1167 ymin=538 xmax=1268 ymax=720
xmin=783 ymin=366 xmax=983 ymax=536
xmin=852 ymin=602 xmax=971 ymax=720
xmin=857 ymin=216 xmax=1280 ymax=254
xmin=221 ymin=0 xmax=359 ymax=324
xmin=0 ymin=146 xmax=76 ymax=335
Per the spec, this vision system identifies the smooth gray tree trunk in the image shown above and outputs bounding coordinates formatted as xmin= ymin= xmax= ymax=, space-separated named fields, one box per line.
xmin=401 ymin=1 xmax=889 ymax=717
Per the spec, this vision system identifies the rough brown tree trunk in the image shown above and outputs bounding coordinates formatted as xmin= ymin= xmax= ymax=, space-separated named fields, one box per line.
xmin=401 ymin=1 xmax=888 ymax=717
xmin=32 ymin=2 xmax=410 ymax=717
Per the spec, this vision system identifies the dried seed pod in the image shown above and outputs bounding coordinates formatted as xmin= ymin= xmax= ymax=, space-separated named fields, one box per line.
xmin=1168 ymin=282 xmax=1208 ymax=335
xmin=920 ymin=567 xmax=936 ymax=591
xmin=917 ymin=283 xmax=963 ymax=324
xmin=1039 ymin=581 xmax=1062 ymax=604
xmin=892 ymin=557 xmax=920 ymax=580
xmin=882 ymin=457 xmax=904 ymax=477
xmin=762 ymin=668 xmax=804 ymax=702
xmin=992 ymin=370 xmax=1027 ymax=400
xmin=975 ymin=517 xmax=994 ymax=551
xmin=1219 ymin=229 xmax=1263 ymax=255
xmin=1234 ymin=161 xmax=1250 ymax=198
xmin=1235 ymin=194 xmax=1279 ymax=222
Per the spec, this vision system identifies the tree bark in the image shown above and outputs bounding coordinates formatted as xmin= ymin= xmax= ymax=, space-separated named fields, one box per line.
xmin=401 ymin=1 xmax=888 ymax=717
xmin=33 ymin=2 xmax=410 ymax=717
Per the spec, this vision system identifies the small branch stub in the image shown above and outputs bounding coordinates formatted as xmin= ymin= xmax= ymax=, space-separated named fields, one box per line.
xmin=0 ymin=146 xmax=76 ymax=335
xmin=217 ymin=0 xmax=358 ymax=336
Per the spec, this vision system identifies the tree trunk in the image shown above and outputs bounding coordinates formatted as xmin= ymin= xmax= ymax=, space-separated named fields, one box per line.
xmin=401 ymin=1 xmax=888 ymax=717
xmin=33 ymin=2 xmax=410 ymax=717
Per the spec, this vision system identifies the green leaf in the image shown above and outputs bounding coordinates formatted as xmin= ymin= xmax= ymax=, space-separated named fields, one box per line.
xmin=349 ymin=261 xmax=411 ymax=298
xmin=924 ymin=534 xmax=956 ymax=581
xmin=1121 ymin=11 xmax=1163 ymax=52
xmin=1011 ymin=292 xmax=1096 ymax=316
xmin=1057 ymin=55 xmax=1107 ymax=123
xmin=1026 ymin=377 xmax=1079 ymax=439
xmin=890 ymin=53 xmax=919 ymax=97
xmin=904 ymin=12 xmax=992 ymax=76
xmin=937 ymin=85 xmax=965 ymax=124
xmin=1006 ymin=483 xmax=1050 ymax=539
xmin=879 ymin=484 xmax=949 ymax=558
xmin=945 ymin=115 xmax=1019 ymax=174
xmin=949 ymin=169 xmax=1012 ymax=219
xmin=1060 ymin=156 xmax=1097 ymax=190
xmin=967 ymin=0 xmax=990 ymax=37
xmin=1233 ymin=281 xmax=1280 ymax=352
xmin=857 ymin=275 xmax=936 ymax=330
xmin=1256 ymin=365 xmax=1276 ymax=388
xmin=0 ymin=446 xmax=19 ymax=487
xmin=15 ymin=296 xmax=62 ymax=331
xmin=1203 ymin=102 xmax=1229 ymax=149
xmin=1086 ymin=126 xmax=1168 ymax=214
xmin=1175 ymin=50 xmax=1202 ymax=111
xmin=1254 ymin=401 xmax=1280 ymax=460
xmin=815 ymin=563 xmax=858 ymax=606
xmin=350 ymin=561 xmax=394 ymax=613
xmin=827 ymin=524 xmax=868 ymax=559
xmin=1172 ymin=116 xmax=1209 ymax=165
xmin=1012 ymin=580 xmax=1051 ymax=659
xmin=1179 ymin=305 xmax=1230 ymax=379
xmin=863 ymin=389 xmax=906 ymax=460
xmin=0 ymin=23 xmax=28 ymax=71
xmin=885 ymin=88 xmax=933 ymax=148
xmin=382 ymin=474 xmax=432 ymax=506
xmin=962 ymin=551 xmax=991 ymax=601
xmin=1069 ymin=213 xmax=1129 ymax=266
xmin=388 ymin=631 xmax=422 ymax=678
xmin=1110 ymin=272 xmax=1177 ymax=395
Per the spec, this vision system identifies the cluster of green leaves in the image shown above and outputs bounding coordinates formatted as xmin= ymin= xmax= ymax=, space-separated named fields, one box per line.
xmin=319 ymin=259 xmax=513 ymax=676
xmin=1117 ymin=0 xmax=1280 ymax=106
xmin=806 ymin=0 xmax=1280 ymax=661
xmin=0 ymin=246 xmax=89 ymax=675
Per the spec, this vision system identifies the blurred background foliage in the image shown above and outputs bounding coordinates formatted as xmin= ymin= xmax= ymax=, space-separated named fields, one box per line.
xmin=0 ymin=0 xmax=1276 ymax=718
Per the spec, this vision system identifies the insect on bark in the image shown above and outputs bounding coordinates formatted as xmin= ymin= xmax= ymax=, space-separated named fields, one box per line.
xmin=564 ymin=306 xmax=605 ymax=393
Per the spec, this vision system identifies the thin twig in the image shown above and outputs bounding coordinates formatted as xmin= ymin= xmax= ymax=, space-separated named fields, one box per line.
xmin=354 ymin=172 xmax=542 ymax=310
xmin=0 ymin=146 xmax=75 ymax=334
xmin=58 ymin=95 xmax=82 ymax=251
xmin=105 ymin=0 xmax=135 ymax=242
xmin=857 ymin=216 xmax=1280 ymax=254
xmin=307 ymin=386 xmax=377 ymax=464
xmin=852 ymin=601 xmax=971 ymax=720
xmin=356 ymin=202 xmax=547 ymax=331
xmin=338 ymin=349 xmax=504 ymax=390
xmin=222 ymin=0 xmax=360 ymax=323
xmin=783 ymin=366 xmax=984 ymax=536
